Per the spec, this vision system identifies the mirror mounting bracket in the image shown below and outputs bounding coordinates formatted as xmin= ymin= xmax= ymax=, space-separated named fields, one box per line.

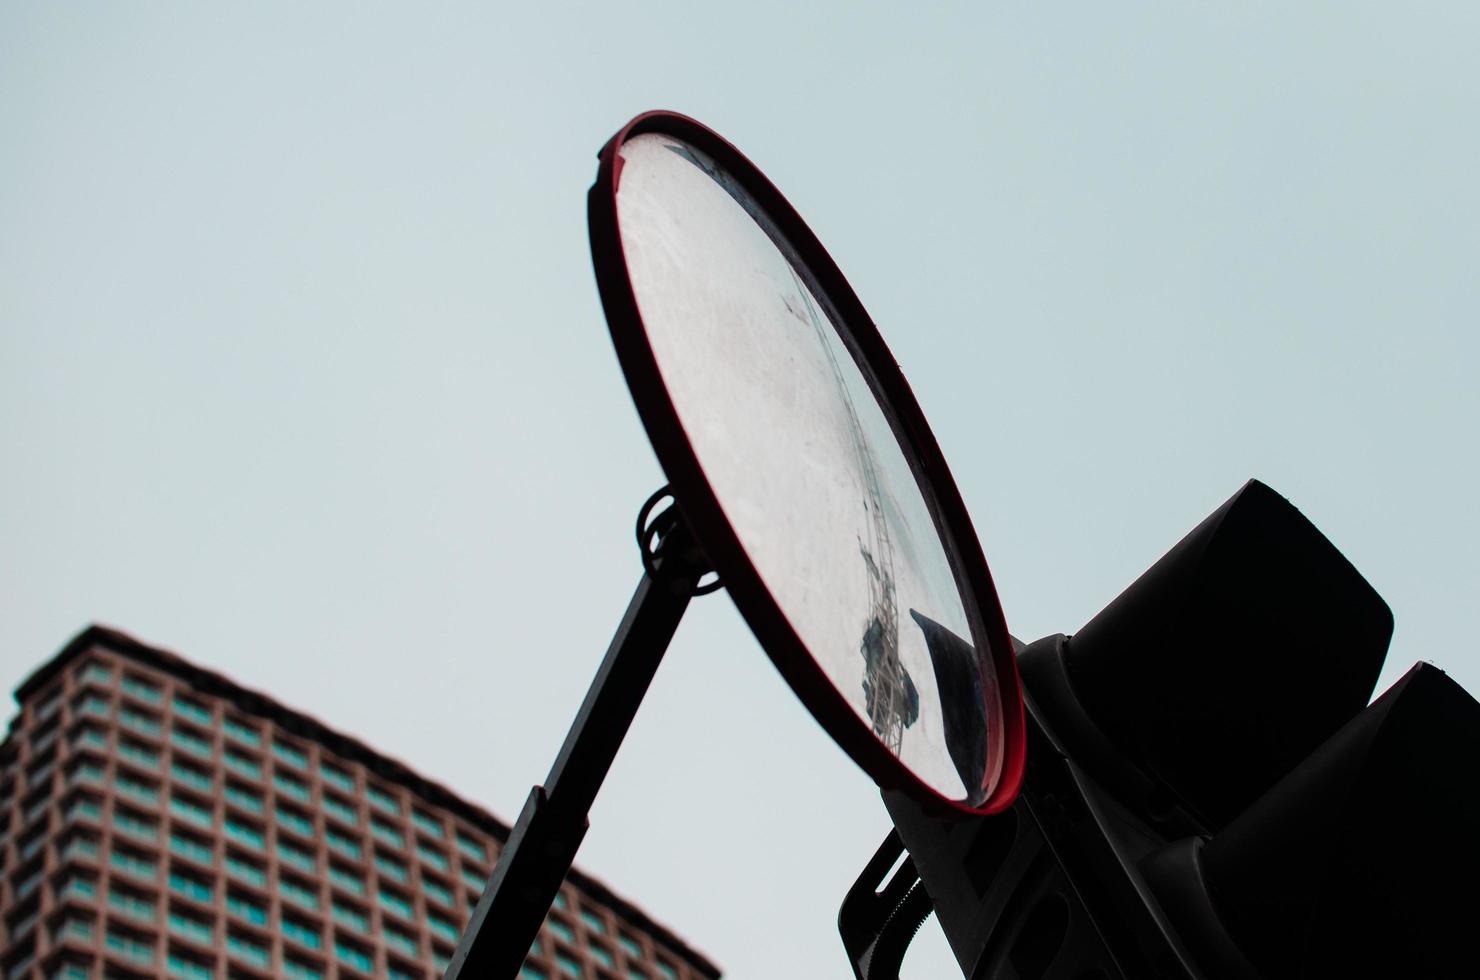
xmin=839 ymin=828 xmax=935 ymax=980
xmin=445 ymin=489 xmax=714 ymax=979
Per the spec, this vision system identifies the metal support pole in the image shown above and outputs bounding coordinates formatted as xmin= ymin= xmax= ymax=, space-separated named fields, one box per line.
xmin=445 ymin=500 xmax=710 ymax=979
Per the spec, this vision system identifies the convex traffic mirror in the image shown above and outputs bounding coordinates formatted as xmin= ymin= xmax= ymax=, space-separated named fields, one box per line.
xmin=589 ymin=112 xmax=1025 ymax=812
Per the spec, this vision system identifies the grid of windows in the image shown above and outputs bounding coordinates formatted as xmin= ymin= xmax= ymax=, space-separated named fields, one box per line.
xmin=0 ymin=635 xmax=718 ymax=980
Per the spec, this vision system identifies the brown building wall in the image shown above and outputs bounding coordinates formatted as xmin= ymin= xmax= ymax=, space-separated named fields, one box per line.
xmin=0 ymin=627 xmax=720 ymax=980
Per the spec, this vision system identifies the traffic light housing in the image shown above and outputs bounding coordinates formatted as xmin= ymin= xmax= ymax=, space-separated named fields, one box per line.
xmin=843 ymin=479 xmax=1480 ymax=978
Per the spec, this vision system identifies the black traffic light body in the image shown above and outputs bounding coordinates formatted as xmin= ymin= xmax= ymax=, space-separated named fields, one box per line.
xmin=844 ymin=480 xmax=1480 ymax=979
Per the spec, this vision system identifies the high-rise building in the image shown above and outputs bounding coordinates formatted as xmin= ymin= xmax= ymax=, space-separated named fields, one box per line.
xmin=0 ymin=626 xmax=720 ymax=980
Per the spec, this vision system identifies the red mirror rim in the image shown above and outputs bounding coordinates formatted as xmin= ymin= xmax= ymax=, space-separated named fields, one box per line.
xmin=587 ymin=110 xmax=1025 ymax=815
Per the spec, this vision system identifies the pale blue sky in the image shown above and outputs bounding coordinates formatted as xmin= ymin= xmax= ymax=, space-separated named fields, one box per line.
xmin=3 ymin=4 xmax=1476 ymax=976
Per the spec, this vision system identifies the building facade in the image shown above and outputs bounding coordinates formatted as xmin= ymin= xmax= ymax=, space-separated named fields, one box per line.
xmin=0 ymin=627 xmax=719 ymax=980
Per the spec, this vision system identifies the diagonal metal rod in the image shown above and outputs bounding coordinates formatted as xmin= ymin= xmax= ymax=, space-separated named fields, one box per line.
xmin=445 ymin=511 xmax=709 ymax=979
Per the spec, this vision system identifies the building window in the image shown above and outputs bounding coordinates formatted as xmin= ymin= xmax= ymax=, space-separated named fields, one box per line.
xmin=456 ymin=833 xmax=487 ymax=863
xmin=416 ymin=843 xmax=448 ymax=872
xmin=374 ymin=853 xmax=407 ymax=883
xmin=168 ymin=869 xmax=214 ymax=904
xmin=60 ymin=832 xmax=100 ymax=863
xmin=25 ymin=823 xmax=59 ymax=858
xmin=580 ymin=908 xmax=606 ymax=934
xmin=14 ymin=866 xmax=44 ymax=900
xmin=282 ymin=914 xmax=323 ymax=950
xmin=367 ymin=784 xmax=400 ymax=815
xmin=224 ymin=818 xmax=265 ymax=851
xmin=227 ymin=931 xmax=271 ymax=968
xmin=166 ymin=952 xmax=215 ymax=980
xmin=77 ymin=695 xmax=112 ymax=720
xmin=280 ymin=876 xmax=321 ymax=911
xmin=546 ymin=918 xmax=576 ymax=945
xmin=378 ymin=888 xmax=414 ymax=921
xmin=116 ymin=774 xmax=159 ymax=806
xmin=121 ymin=675 xmax=162 ymax=705
xmin=58 ymin=872 xmax=98 ymax=902
xmin=169 ymin=831 xmax=215 ymax=866
xmin=274 ymin=771 xmax=312 ymax=803
xmin=171 ymin=761 xmax=213 ymax=793
xmin=65 ymin=760 xmax=103 ymax=789
xmin=385 ymin=926 xmax=419 ymax=958
xmin=106 ymin=928 xmax=156 ymax=966
xmin=35 ymin=690 xmax=64 ymax=722
xmin=119 ymin=739 xmax=161 ymax=771
xmin=323 ymin=795 xmax=359 ymax=827
xmin=329 ymin=864 xmax=365 ymax=897
xmin=227 ymin=892 xmax=269 ymax=926
xmin=109 ymin=848 xmax=157 ymax=881
xmin=169 ymin=796 xmax=214 ymax=829
xmin=225 ymin=783 xmax=264 ymax=815
xmin=29 ymin=756 xmax=58 ymax=792
xmin=107 ymin=888 xmax=156 ymax=929
xmin=225 ymin=853 xmax=266 ymax=888
xmin=411 ymin=809 xmax=444 ymax=839
xmin=422 ymin=877 xmax=454 ymax=910
xmin=60 ymin=799 xmax=97 ymax=829
xmin=428 ymin=913 xmax=460 ymax=945
xmin=371 ymin=818 xmax=403 ymax=848
xmin=71 ymin=725 xmax=107 ymax=751
xmin=326 ymin=829 xmax=361 ymax=860
xmin=335 ymin=940 xmax=374 ymax=974
xmin=168 ymin=909 xmax=215 ymax=946
xmin=170 ymin=726 xmax=212 ymax=758
xmin=273 ymin=740 xmax=308 ymax=770
xmin=278 ymin=840 xmax=317 ymax=873
xmin=224 ymin=750 xmax=262 ymax=781
xmin=29 ymin=720 xmax=60 ymax=755
xmin=172 ymin=696 xmax=213 ymax=725
xmin=113 ymin=807 xmax=159 ymax=841
xmin=320 ymin=762 xmax=355 ymax=793
xmin=332 ymin=901 xmax=368 ymax=933
xmin=80 ymin=661 xmax=114 ymax=686
xmin=223 ymin=717 xmax=261 ymax=748
xmin=276 ymin=805 xmax=315 ymax=839
xmin=284 ymin=957 xmax=324 ymax=980
xmin=119 ymin=707 xmax=160 ymax=736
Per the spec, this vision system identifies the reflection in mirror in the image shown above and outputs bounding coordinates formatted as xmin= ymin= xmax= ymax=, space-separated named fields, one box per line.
xmin=910 ymin=611 xmax=988 ymax=797
xmin=614 ymin=133 xmax=1002 ymax=805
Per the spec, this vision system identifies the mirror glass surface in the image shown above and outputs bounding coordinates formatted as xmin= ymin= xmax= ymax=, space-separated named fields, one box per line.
xmin=613 ymin=133 xmax=1003 ymax=805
